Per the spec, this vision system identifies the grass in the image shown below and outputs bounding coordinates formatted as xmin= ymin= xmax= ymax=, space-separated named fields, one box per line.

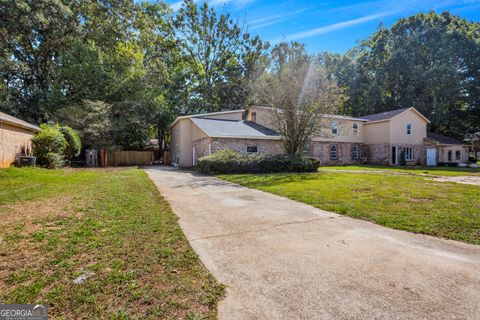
xmin=0 ymin=167 xmax=224 ymax=319
xmin=220 ymin=172 xmax=480 ymax=244
xmin=320 ymin=165 xmax=480 ymax=176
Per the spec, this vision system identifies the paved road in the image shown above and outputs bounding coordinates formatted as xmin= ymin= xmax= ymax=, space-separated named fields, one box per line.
xmin=145 ymin=166 xmax=480 ymax=320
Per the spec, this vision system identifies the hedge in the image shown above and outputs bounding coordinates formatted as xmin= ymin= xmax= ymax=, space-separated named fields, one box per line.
xmin=196 ymin=149 xmax=320 ymax=174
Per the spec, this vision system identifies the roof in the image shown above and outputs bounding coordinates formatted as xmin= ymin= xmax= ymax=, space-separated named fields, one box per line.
xmin=191 ymin=118 xmax=280 ymax=140
xmin=250 ymin=106 xmax=368 ymax=122
xmin=0 ymin=112 xmax=40 ymax=131
xmin=361 ymin=108 xmax=411 ymax=122
xmin=170 ymin=109 xmax=245 ymax=128
xmin=361 ymin=107 xmax=431 ymax=124
xmin=427 ymin=132 xmax=466 ymax=145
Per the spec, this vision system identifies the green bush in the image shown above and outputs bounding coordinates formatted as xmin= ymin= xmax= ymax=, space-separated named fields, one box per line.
xmin=60 ymin=126 xmax=82 ymax=158
xmin=196 ymin=149 xmax=320 ymax=174
xmin=44 ymin=152 xmax=65 ymax=169
xmin=32 ymin=124 xmax=67 ymax=167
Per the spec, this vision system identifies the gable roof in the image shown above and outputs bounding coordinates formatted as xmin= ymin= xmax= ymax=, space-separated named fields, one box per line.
xmin=361 ymin=108 xmax=410 ymax=122
xmin=0 ymin=112 xmax=40 ymax=131
xmin=170 ymin=109 xmax=245 ymax=128
xmin=191 ymin=118 xmax=280 ymax=140
xmin=361 ymin=107 xmax=430 ymax=124
xmin=427 ymin=132 xmax=466 ymax=145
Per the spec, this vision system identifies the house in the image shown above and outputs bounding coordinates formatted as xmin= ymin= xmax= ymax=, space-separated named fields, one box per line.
xmin=170 ymin=106 xmax=469 ymax=167
xmin=0 ymin=112 xmax=40 ymax=167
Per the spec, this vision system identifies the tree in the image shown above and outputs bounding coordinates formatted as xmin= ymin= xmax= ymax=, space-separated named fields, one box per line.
xmin=253 ymin=43 xmax=345 ymax=156
xmin=175 ymin=0 xmax=268 ymax=114
xmin=324 ymin=12 xmax=480 ymax=139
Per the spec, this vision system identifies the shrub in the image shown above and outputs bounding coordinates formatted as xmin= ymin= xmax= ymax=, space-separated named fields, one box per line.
xmin=32 ymin=124 xmax=67 ymax=167
xmin=196 ymin=149 xmax=320 ymax=174
xmin=60 ymin=126 xmax=82 ymax=159
xmin=44 ymin=152 xmax=65 ymax=169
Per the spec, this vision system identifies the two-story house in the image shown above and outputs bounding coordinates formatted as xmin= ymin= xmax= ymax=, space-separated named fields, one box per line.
xmin=170 ymin=106 xmax=469 ymax=167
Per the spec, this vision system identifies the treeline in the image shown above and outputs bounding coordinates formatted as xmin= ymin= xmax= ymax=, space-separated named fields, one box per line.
xmin=1 ymin=0 xmax=267 ymax=150
xmin=1 ymin=1 xmax=479 ymax=149
xmin=320 ymin=12 xmax=480 ymax=138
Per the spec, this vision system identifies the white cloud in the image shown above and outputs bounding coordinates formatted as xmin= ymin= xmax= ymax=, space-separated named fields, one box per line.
xmin=280 ymin=12 xmax=395 ymax=42
xmin=248 ymin=9 xmax=308 ymax=30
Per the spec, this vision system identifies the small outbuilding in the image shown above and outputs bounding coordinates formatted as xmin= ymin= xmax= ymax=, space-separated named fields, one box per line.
xmin=0 ymin=112 xmax=40 ymax=167
xmin=424 ymin=132 xmax=470 ymax=165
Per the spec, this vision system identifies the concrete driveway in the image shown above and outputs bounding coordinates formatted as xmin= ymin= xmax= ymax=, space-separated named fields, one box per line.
xmin=145 ymin=166 xmax=480 ymax=320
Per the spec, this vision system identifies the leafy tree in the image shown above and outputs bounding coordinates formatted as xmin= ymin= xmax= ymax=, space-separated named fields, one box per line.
xmin=60 ymin=126 xmax=82 ymax=159
xmin=175 ymin=0 xmax=268 ymax=114
xmin=253 ymin=43 xmax=345 ymax=156
xmin=323 ymin=12 xmax=480 ymax=138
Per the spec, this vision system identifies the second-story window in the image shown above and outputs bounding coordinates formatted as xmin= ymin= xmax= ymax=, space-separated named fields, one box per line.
xmin=352 ymin=123 xmax=358 ymax=135
xmin=332 ymin=121 xmax=338 ymax=135
xmin=406 ymin=123 xmax=412 ymax=135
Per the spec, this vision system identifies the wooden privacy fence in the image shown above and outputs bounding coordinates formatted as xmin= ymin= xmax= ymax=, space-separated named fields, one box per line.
xmin=107 ymin=151 xmax=154 ymax=167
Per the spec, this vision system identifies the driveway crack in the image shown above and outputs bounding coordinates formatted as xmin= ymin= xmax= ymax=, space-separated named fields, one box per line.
xmin=188 ymin=217 xmax=333 ymax=242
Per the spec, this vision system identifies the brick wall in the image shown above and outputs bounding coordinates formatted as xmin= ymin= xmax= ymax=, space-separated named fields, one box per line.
xmin=366 ymin=144 xmax=390 ymax=165
xmin=0 ymin=123 xmax=35 ymax=167
xmin=210 ymin=138 xmax=284 ymax=155
xmin=193 ymin=137 xmax=211 ymax=160
xmin=310 ymin=142 xmax=366 ymax=165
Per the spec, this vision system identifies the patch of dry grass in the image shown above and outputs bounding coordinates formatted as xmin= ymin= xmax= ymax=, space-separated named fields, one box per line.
xmin=0 ymin=167 xmax=224 ymax=319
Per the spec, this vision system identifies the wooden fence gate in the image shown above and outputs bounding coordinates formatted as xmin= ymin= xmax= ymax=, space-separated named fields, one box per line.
xmin=106 ymin=151 xmax=154 ymax=167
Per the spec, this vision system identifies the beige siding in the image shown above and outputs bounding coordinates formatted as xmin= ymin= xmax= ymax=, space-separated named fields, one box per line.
xmin=248 ymin=107 xmax=275 ymax=129
xmin=438 ymin=145 xmax=469 ymax=163
xmin=313 ymin=119 xmax=365 ymax=143
xmin=389 ymin=110 xmax=427 ymax=145
xmin=363 ymin=121 xmax=390 ymax=144
xmin=171 ymin=118 xmax=195 ymax=167
xmin=0 ymin=122 xmax=35 ymax=167
xmin=198 ymin=111 xmax=244 ymax=121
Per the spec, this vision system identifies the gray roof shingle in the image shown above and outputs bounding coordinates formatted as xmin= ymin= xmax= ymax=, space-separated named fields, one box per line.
xmin=361 ymin=108 xmax=411 ymax=122
xmin=191 ymin=117 xmax=280 ymax=139
xmin=427 ymin=132 xmax=465 ymax=145
xmin=0 ymin=112 xmax=40 ymax=131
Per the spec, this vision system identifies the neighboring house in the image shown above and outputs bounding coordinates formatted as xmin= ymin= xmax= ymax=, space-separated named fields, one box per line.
xmin=170 ymin=106 xmax=469 ymax=167
xmin=0 ymin=112 xmax=40 ymax=168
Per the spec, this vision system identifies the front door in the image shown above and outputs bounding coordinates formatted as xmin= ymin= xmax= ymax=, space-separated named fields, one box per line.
xmin=426 ymin=148 xmax=437 ymax=166
xmin=391 ymin=146 xmax=397 ymax=165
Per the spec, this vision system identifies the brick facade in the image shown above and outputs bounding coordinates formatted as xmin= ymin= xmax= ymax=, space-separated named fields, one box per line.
xmin=366 ymin=144 xmax=390 ymax=165
xmin=193 ymin=137 xmax=211 ymax=160
xmin=211 ymin=138 xmax=284 ymax=155
xmin=0 ymin=123 xmax=35 ymax=167
xmin=309 ymin=142 xmax=366 ymax=165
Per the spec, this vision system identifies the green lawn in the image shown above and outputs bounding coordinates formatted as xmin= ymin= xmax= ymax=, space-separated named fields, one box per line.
xmin=320 ymin=165 xmax=480 ymax=176
xmin=220 ymin=172 xmax=480 ymax=244
xmin=0 ymin=168 xmax=223 ymax=319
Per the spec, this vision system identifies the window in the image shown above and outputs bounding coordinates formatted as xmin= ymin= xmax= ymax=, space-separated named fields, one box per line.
xmin=448 ymin=150 xmax=452 ymax=162
xmin=246 ymin=146 xmax=258 ymax=154
xmin=332 ymin=121 xmax=338 ymax=135
xmin=455 ymin=150 xmax=461 ymax=161
xmin=330 ymin=145 xmax=338 ymax=160
xmin=352 ymin=144 xmax=359 ymax=160
xmin=303 ymin=143 xmax=310 ymax=156
xmin=405 ymin=146 xmax=413 ymax=161
xmin=406 ymin=123 xmax=412 ymax=135
xmin=352 ymin=123 xmax=358 ymax=135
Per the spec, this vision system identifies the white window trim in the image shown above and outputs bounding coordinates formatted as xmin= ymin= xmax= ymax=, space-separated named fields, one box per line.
xmin=352 ymin=123 xmax=358 ymax=136
xmin=353 ymin=145 xmax=359 ymax=160
xmin=246 ymin=146 xmax=258 ymax=154
xmin=330 ymin=144 xmax=338 ymax=160
xmin=405 ymin=146 xmax=413 ymax=161
xmin=406 ymin=123 xmax=412 ymax=135
xmin=332 ymin=121 xmax=338 ymax=136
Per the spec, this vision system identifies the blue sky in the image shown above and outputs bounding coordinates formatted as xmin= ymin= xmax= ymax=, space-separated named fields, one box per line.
xmin=164 ymin=0 xmax=480 ymax=53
